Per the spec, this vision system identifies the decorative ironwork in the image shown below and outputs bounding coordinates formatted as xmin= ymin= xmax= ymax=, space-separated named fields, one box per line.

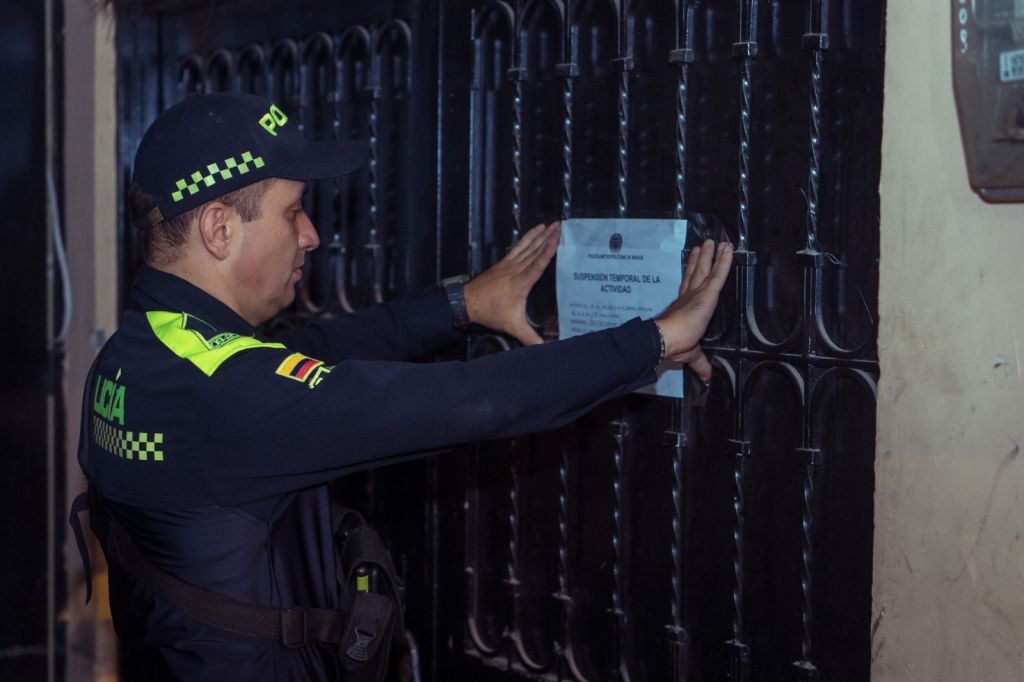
xmin=118 ymin=1 xmax=886 ymax=678
xmin=608 ymin=416 xmax=630 ymax=682
xmin=667 ymin=7 xmax=695 ymax=676
xmin=366 ymin=46 xmax=384 ymax=304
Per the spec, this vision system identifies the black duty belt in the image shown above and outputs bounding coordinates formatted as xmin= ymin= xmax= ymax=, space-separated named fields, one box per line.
xmin=70 ymin=490 xmax=382 ymax=648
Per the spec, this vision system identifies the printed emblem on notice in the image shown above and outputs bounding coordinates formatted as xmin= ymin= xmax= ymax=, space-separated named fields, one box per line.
xmin=609 ymin=232 xmax=623 ymax=252
xmin=275 ymin=353 xmax=324 ymax=383
xmin=1000 ymin=48 xmax=1024 ymax=83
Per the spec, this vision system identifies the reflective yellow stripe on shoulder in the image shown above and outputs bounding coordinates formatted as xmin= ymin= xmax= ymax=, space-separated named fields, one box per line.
xmin=146 ymin=311 xmax=285 ymax=376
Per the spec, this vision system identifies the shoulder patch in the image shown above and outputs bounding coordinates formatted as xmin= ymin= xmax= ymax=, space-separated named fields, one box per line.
xmin=147 ymin=311 xmax=285 ymax=376
xmin=275 ymin=353 xmax=324 ymax=383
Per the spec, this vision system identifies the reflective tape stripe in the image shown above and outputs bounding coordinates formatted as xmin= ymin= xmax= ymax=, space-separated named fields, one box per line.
xmin=147 ymin=310 xmax=284 ymax=376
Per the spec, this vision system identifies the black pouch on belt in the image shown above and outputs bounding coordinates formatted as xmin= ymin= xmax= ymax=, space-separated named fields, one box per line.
xmin=333 ymin=504 xmax=404 ymax=682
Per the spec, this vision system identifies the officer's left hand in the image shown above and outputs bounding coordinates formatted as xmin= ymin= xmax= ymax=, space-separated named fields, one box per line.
xmin=464 ymin=221 xmax=561 ymax=346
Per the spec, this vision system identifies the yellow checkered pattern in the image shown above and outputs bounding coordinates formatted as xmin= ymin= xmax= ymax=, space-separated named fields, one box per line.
xmin=170 ymin=151 xmax=265 ymax=203
xmin=93 ymin=416 xmax=165 ymax=462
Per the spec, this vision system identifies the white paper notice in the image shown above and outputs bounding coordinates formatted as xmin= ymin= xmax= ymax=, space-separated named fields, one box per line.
xmin=556 ymin=218 xmax=687 ymax=398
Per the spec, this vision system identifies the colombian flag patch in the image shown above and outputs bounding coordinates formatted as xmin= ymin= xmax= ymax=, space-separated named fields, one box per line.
xmin=275 ymin=353 xmax=324 ymax=383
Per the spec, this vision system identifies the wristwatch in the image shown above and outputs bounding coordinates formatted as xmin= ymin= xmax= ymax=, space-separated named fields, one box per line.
xmin=442 ymin=274 xmax=471 ymax=329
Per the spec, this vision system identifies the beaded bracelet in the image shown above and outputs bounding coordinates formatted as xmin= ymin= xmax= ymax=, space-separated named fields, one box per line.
xmin=653 ymin=319 xmax=667 ymax=365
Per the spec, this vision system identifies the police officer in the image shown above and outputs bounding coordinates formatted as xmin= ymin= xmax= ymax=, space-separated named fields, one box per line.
xmin=74 ymin=92 xmax=732 ymax=681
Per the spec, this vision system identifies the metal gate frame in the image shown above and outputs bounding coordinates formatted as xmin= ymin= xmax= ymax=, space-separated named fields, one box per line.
xmin=113 ymin=1 xmax=884 ymax=679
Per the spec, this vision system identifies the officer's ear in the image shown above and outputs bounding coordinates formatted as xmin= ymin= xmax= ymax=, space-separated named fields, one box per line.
xmin=195 ymin=201 xmax=234 ymax=261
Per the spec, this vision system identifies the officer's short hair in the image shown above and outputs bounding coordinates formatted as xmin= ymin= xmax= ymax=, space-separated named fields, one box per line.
xmin=129 ymin=178 xmax=276 ymax=265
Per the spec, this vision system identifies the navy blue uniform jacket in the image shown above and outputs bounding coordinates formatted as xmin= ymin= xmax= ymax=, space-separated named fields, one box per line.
xmin=79 ymin=266 xmax=660 ymax=681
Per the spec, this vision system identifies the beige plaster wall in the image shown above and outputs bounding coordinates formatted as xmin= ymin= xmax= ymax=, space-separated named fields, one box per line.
xmin=873 ymin=2 xmax=1024 ymax=680
xmin=62 ymin=2 xmax=120 ymax=681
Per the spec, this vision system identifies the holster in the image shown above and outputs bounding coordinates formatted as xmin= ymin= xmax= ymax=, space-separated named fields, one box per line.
xmin=332 ymin=504 xmax=405 ymax=682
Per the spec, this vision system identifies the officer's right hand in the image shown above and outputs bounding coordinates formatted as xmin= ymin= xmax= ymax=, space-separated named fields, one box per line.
xmin=655 ymin=239 xmax=733 ymax=382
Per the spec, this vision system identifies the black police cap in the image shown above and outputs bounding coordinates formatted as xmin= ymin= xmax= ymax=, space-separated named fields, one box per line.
xmin=131 ymin=92 xmax=368 ymax=228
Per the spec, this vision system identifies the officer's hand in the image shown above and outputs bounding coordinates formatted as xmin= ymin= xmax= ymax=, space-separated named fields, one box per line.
xmin=464 ymin=221 xmax=561 ymax=346
xmin=655 ymin=239 xmax=733 ymax=382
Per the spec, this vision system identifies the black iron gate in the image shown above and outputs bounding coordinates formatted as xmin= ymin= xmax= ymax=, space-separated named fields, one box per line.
xmin=114 ymin=1 xmax=883 ymax=679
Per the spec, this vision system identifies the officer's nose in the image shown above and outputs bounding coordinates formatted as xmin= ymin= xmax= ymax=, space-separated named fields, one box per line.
xmin=297 ymin=210 xmax=320 ymax=252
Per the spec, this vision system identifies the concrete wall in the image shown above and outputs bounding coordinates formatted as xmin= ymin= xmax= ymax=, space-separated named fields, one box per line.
xmin=873 ymin=3 xmax=1024 ymax=680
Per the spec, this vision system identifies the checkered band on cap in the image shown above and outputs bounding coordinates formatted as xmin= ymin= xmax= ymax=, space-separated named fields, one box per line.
xmin=170 ymin=152 xmax=266 ymax=203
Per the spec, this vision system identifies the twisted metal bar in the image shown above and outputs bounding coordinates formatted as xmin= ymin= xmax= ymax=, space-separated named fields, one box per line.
xmin=669 ymin=433 xmax=688 ymax=682
xmin=327 ymin=37 xmax=357 ymax=313
xmin=562 ymin=74 xmax=574 ymax=219
xmin=505 ymin=446 xmax=553 ymax=673
xmin=609 ymin=418 xmax=631 ymax=682
xmin=729 ymin=38 xmax=756 ymax=674
xmin=616 ymin=69 xmax=629 ymax=218
xmin=665 ymin=416 xmax=691 ymax=682
xmin=512 ymin=77 xmax=524 ymax=242
xmin=737 ymin=59 xmax=752 ymax=252
xmin=504 ymin=452 xmax=521 ymax=673
xmin=668 ymin=25 xmax=694 ymax=673
xmin=805 ymin=50 xmax=823 ymax=253
xmin=610 ymin=14 xmax=633 ymax=672
xmin=611 ymin=428 xmax=625 ymax=620
xmin=724 ymin=443 xmax=750 ymax=677
xmin=557 ymin=445 xmax=570 ymax=601
xmin=555 ymin=433 xmax=593 ymax=682
xmin=795 ymin=14 xmax=830 ymax=672
xmin=794 ymin=23 xmax=827 ymax=675
xmin=366 ymin=81 xmax=384 ymax=303
xmin=554 ymin=54 xmax=585 ymax=679
xmin=501 ymin=19 xmax=529 ymax=667
xmin=668 ymin=430 xmax=686 ymax=633
xmin=799 ymin=457 xmax=815 ymax=663
xmin=731 ymin=455 xmax=745 ymax=640
xmin=504 ymin=28 xmax=526 ymax=667
xmin=507 ymin=460 xmax=521 ymax=594
xmin=674 ymin=59 xmax=690 ymax=218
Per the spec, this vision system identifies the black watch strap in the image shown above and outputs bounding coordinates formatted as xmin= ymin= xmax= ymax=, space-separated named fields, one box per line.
xmin=442 ymin=275 xmax=471 ymax=329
